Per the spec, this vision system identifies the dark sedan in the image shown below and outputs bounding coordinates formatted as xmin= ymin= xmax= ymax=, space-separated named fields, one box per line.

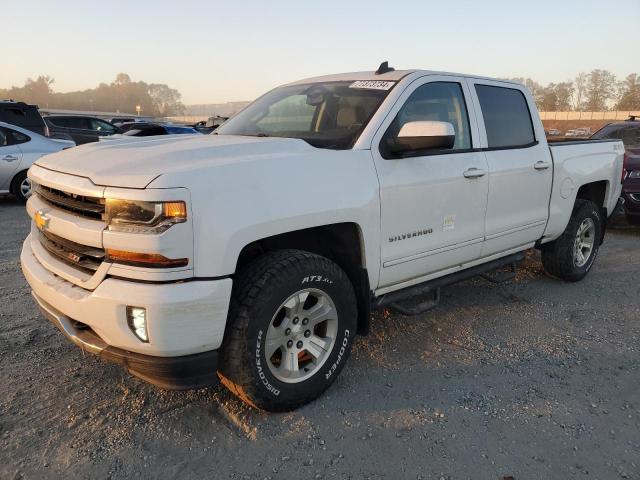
xmin=591 ymin=116 xmax=640 ymax=224
xmin=44 ymin=116 xmax=121 ymax=144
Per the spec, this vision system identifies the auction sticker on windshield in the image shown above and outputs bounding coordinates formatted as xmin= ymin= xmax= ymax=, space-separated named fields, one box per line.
xmin=349 ymin=80 xmax=396 ymax=90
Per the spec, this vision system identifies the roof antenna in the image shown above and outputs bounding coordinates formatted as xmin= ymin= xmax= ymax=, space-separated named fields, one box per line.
xmin=375 ymin=61 xmax=395 ymax=75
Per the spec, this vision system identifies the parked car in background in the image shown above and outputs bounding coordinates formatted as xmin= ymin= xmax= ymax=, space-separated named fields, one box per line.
xmin=565 ymin=129 xmax=577 ymax=137
xmin=192 ymin=116 xmax=229 ymax=134
xmin=0 ymin=101 xmax=49 ymax=137
xmin=110 ymin=117 xmax=137 ymax=126
xmin=105 ymin=122 xmax=199 ymax=138
xmin=574 ymin=127 xmax=592 ymax=137
xmin=44 ymin=116 xmax=121 ymax=145
xmin=0 ymin=121 xmax=74 ymax=201
xmin=546 ymin=128 xmax=561 ymax=136
xmin=591 ymin=116 xmax=640 ymax=224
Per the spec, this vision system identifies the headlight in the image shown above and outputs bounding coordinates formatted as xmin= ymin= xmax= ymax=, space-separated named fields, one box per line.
xmin=105 ymin=199 xmax=187 ymax=233
xmin=629 ymin=170 xmax=640 ymax=179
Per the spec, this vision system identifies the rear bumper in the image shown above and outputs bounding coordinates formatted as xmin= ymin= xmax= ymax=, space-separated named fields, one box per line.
xmin=622 ymin=192 xmax=640 ymax=215
xmin=622 ymin=177 xmax=640 ymax=215
xmin=33 ymin=292 xmax=219 ymax=389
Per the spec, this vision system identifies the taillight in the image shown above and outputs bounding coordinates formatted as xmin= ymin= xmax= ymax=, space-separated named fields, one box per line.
xmin=622 ymin=151 xmax=629 ymax=183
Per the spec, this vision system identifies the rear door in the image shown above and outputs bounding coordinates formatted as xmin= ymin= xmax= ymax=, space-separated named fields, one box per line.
xmin=467 ymin=80 xmax=553 ymax=257
xmin=0 ymin=127 xmax=25 ymax=190
xmin=372 ymin=75 xmax=489 ymax=289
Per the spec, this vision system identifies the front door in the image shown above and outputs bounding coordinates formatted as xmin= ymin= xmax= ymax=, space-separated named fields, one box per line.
xmin=372 ymin=76 xmax=489 ymax=289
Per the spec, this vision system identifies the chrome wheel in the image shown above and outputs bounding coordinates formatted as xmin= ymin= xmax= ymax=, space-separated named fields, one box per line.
xmin=574 ymin=218 xmax=595 ymax=267
xmin=20 ymin=177 xmax=32 ymax=199
xmin=265 ymin=288 xmax=338 ymax=384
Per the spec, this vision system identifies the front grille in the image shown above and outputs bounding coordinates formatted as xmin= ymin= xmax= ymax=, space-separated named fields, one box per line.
xmin=36 ymin=185 xmax=105 ymax=220
xmin=39 ymin=230 xmax=105 ymax=273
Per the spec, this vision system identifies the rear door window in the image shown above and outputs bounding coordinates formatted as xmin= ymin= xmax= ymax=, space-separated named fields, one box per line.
xmin=65 ymin=117 xmax=92 ymax=130
xmin=475 ymin=85 xmax=536 ymax=148
xmin=0 ymin=127 xmax=30 ymax=145
xmin=8 ymin=130 xmax=30 ymax=145
xmin=47 ymin=117 xmax=70 ymax=127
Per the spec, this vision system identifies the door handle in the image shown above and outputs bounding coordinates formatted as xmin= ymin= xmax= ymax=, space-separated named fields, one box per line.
xmin=2 ymin=155 xmax=18 ymax=162
xmin=534 ymin=161 xmax=551 ymax=170
xmin=463 ymin=167 xmax=486 ymax=179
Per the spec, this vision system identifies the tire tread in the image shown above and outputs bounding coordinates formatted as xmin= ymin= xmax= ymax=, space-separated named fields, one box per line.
xmin=219 ymin=249 xmax=354 ymax=411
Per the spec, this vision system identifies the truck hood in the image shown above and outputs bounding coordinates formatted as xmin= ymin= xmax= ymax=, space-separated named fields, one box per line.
xmin=35 ymin=134 xmax=315 ymax=188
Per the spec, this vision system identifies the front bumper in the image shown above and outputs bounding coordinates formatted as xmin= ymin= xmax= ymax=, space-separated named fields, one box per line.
xmin=21 ymin=233 xmax=233 ymax=387
xmin=33 ymin=293 xmax=219 ymax=389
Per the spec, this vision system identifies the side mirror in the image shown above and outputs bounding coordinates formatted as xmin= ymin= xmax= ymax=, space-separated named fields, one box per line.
xmin=389 ymin=121 xmax=455 ymax=155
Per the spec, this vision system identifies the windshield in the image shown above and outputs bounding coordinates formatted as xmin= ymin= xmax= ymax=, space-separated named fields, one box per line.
xmin=215 ymin=81 xmax=394 ymax=149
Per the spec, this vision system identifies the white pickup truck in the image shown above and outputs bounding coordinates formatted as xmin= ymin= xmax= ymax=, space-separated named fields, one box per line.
xmin=21 ymin=64 xmax=625 ymax=411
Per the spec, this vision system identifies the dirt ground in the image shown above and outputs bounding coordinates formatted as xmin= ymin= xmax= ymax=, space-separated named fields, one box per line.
xmin=0 ymin=196 xmax=638 ymax=480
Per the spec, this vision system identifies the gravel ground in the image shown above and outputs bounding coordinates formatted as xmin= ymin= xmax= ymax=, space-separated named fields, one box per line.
xmin=0 ymin=196 xmax=638 ymax=480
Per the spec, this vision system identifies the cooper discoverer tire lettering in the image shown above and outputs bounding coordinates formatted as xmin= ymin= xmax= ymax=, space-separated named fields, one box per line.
xmin=218 ymin=249 xmax=357 ymax=411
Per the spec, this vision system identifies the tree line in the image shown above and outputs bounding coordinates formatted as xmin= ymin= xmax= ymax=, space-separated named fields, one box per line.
xmin=507 ymin=70 xmax=640 ymax=112
xmin=2 ymin=69 xmax=639 ymax=115
xmin=0 ymin=73 xmax=185 ymax=116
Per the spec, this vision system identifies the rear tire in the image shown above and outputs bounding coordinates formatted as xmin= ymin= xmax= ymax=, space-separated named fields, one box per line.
xmin=10 ymin=170 xmax=32 ymax=203
xmin=218 ymin=249 xmax=357 ymax=411
xmin=541 ymin=199 xmax=602 ymax=282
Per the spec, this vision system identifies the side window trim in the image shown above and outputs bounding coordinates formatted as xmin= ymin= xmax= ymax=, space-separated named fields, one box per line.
xmin=471 ymin=81 xmax=538 ymax=150
xmin=378 ymin=79 xmax=475 ymax=159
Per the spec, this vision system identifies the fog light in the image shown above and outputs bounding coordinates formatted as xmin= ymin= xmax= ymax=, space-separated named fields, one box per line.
xmin=126 ymin=306 xmax=148 ymax=342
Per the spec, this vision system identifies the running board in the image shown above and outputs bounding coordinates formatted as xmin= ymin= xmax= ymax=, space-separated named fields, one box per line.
xmin=480 ymin=262 xmax=517 ymax=283
xmin=373 ymin=252 xmax=524 ymax=315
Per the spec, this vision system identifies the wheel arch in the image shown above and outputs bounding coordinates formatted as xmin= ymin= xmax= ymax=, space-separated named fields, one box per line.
xmin=235 ymin=222 xmax=372 ymax=335
xmin=575 ymin=180 xmax=608 ymax=211
xmin=9 ymin=168 xmax=30 ymax=196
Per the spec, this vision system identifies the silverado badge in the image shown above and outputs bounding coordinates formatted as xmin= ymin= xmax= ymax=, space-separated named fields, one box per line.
xmin=35 ymin=210 xmax=50 ymax=231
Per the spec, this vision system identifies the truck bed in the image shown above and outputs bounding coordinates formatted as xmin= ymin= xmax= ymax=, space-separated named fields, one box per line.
xmin=544 ymin=138 xmax=624 ymax=240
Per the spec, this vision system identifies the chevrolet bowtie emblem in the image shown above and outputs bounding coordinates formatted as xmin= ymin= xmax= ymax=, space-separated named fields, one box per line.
xmin=35 ymin=210 xmax=50 ymax=231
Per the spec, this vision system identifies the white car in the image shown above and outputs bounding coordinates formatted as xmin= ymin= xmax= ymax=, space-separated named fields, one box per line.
xmin=21 ymin=65 xmax=625 ymax=411
xmin=0 ymin=122 xmax=74 ymax=201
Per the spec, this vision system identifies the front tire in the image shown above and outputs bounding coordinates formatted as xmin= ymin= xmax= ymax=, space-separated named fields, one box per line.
xmin=10 ymin=170 xmax=32 ymax=203
xmin=541 ymin=199 xmax=603 ymax=282
xmin=219 ymin=250 xmax=357 ymax=411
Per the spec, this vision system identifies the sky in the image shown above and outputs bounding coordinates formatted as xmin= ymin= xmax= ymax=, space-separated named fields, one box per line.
xmin=3 ymin=0 xmax=639 ymax=105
